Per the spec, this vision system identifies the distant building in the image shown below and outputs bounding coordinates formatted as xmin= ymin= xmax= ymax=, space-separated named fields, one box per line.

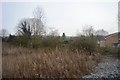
xmin=99 ymin=2 xmax=120 ymax=47
xmin=99 ymin=32 xmax=120 ymax=47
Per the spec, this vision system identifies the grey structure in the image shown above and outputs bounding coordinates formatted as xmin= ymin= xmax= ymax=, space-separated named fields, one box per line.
xmin=118 ymin=1 xmax=120 ymax=32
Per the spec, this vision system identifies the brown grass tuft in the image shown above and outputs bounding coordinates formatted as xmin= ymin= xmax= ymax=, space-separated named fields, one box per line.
xmin=2 ymin=45 xmax=101 ymax=78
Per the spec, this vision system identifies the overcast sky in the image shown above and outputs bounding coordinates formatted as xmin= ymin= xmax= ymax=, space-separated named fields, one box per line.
xmin=1 ymin=0 xmax=119 ymax=36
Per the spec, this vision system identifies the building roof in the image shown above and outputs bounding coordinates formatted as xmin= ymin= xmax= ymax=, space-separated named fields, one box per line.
xmin=105 ymin=32 xmax=120 ymax=39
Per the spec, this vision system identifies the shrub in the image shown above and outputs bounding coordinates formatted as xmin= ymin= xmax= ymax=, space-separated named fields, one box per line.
xmin=31 ymin=36 xmax=61 ymax=48
xmin=40 ymin=36 xmax=61 ymax=48
xmin=99 ymin=46 xmax=118 ymax=56
xmin=31 ymin=36 xmax=42 ymax=48
xmin=7 ymin=35 xmax=31 ymax=48
xmin=15 ymin=36 xmax=30 ymax=47
xmin=69 ymin=36 xmax=97 ymax=54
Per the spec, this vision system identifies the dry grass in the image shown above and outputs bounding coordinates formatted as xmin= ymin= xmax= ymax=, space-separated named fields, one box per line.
xmin=2 ymin=44 xmax=101 ymax=78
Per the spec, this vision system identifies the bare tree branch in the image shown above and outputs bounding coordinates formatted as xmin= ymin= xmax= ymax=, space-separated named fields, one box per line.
xmin=32 ymin=6 xmax=46 ymax=36
xmin=16 ymin=18 xmax=31 ymax=37
xmin=82 ymin=25 xmax=94 ymax=37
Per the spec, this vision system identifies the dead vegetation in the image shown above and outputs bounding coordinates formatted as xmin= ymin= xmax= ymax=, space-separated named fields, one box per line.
xmin=2 ymin=44 xmax=101 ymax=78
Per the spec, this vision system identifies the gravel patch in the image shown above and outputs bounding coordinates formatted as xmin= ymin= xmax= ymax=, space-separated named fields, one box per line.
xmin=82 ymin=57 xmax=120 ymax=79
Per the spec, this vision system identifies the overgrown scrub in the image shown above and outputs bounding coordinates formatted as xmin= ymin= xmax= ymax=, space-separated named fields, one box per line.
xmin=99 ymin=46 xmax=119 ymax=56
xmin=39 ymin=36 xmax=61 ymax=48
xmin=7 ymin=35 xmax=31 ymax=47
xmin=6 ymin=35 xmax=99 ymax=53
xmin=7 ymin=35 xmax=62 ymax=48
xmin=69 ymin=37 xmax=98 ymax=54
xmin=2 ymin=44 xmax=101 ymax=78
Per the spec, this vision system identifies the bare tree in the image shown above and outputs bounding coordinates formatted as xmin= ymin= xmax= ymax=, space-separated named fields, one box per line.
xmin=95 ymin=29 xmax=108 ymax=36
xmin=16 ymin=18 xmax=31 ymax=38
xmin=32 ymin=6 xmax=46 ymax=36
xmin=82 ymin=25 xmax=94 ymax=37
xmin=15 ymin=18 xmax=33 ymax=47
xmin=48 ymin=27 xmax=59 ymax=36
xmin=16 ymin=6 xmax=46 ymax=36
xmin=0 ymin=29 xmax=9 ymax=37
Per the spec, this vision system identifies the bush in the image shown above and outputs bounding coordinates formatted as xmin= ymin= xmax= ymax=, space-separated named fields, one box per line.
xmin=15 ymin=36 xmax=30 ymax=47
xmin=7 ymin=35 xmax=62 ymax=48
xmin=31 ymin=36 xmax=61 ymax=48
xmin=99 ymin=46 xmax=118 ymax=56
xmin=69 ymin=37 xmax=97 ymax=54
xmin=7 ymin=34 xmax=31 ymax=47
xmin=40 ymin=36 xmax=61 ymax=48
xmin=31 ymin=36 xmax=42 ymax=48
